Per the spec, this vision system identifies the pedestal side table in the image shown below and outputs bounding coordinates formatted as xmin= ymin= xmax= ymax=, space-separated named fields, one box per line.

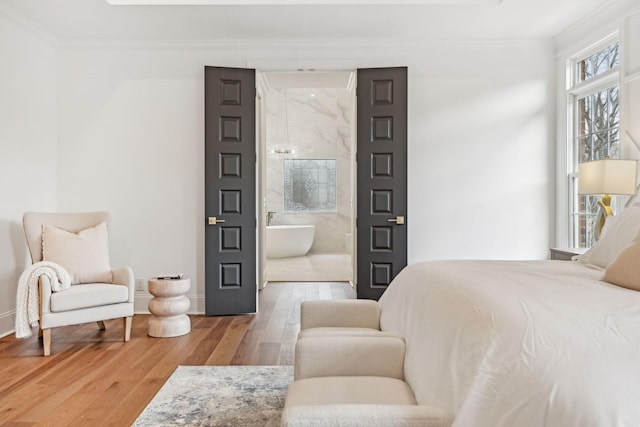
xmin=147 ymin=277 xmax=191 ymax=338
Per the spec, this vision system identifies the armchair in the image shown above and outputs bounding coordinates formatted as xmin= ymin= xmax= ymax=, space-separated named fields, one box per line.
xmin=22 ymin=211 xmax=134 ymax=356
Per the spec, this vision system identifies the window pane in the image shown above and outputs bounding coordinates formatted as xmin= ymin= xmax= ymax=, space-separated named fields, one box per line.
xmin=576 ymin=86 xmax=619 ymax=162
xmin=573 ymin=84 xmax=620 ymax=247
xmin=577 ymin=42 xmax=619 ymax=83
xmin=574 ymin=195 xmax=599 ymax=248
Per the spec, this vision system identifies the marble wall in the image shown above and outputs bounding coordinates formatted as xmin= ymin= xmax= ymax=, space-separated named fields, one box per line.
xmin=266 ymin=87 xmax=353 ymax=254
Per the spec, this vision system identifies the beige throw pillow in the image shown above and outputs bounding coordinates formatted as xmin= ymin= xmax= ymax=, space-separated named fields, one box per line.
xmin=42 ymin=222 xmax=113 ymax=284
xmin=602 ymin=232 xmax=640 ymax=291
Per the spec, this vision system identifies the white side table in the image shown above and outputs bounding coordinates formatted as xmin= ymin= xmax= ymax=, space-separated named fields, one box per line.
xmin=147 ymin=277 xmax=191 ymax=338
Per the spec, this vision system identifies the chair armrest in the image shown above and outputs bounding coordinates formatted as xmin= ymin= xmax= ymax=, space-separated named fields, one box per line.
xmin=282 ymin=404 xmax=452 ymax=427
xmin=39 ymin=275 xmax=53 ymax=314
xmin=300 ymin=300 xmax=381 ymax=330
xmin=112 ymin=266 xmax=135 ymax=303
xmin=294 ymin=335 xmax=405 ymax=380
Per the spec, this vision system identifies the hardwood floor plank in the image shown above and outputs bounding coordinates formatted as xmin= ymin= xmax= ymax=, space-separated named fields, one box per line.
xmin=204 ymin=315 xmax=254 ymax=365
xmin=254 ymin=342 xmax=282 ymax=366
xmin=229 ymin=328 xmax=263 ymax=365
xmin=106 ymin=377 xmax=168 ymax=427
xmin=0 ymin=282 xmax=354 ymax=425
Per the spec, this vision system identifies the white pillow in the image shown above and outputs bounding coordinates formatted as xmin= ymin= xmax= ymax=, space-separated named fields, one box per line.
xmin=42 ymin=222 xmax=113 ymax=284
xmin=580 ymin=207 xmax=640 ymax=269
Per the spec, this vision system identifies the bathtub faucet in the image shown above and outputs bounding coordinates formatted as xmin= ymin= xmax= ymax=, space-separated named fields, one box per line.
xmin=267 ymin=211 xmax=275 ymax=226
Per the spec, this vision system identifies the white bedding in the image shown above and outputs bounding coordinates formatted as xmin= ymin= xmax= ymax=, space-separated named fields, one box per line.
xmin=379 ymin=260 xmax=640 ymax=427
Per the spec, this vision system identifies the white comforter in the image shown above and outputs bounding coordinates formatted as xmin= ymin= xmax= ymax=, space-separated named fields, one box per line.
xmin=379 ymin=260 xmax=640 ymax=427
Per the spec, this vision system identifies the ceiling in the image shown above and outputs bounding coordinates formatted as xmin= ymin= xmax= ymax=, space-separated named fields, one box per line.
xmin=1 ymin=0 xmax=617 ymax=43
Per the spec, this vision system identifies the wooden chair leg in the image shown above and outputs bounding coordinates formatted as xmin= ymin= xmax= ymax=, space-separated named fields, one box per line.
xmin=42 ymin=329 xmax=51 ymax=357
xmin=38 ymin=326 xmax=43 ymax=339
xmin=123 ymin=316 xmax=132 ymax=342
xmin=97 ymin=321 xmax=106 ymax=330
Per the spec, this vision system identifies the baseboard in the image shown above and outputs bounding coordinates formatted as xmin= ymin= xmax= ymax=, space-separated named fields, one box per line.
xmin=134 ymin=293 xmax=205 ymax=315
xmin=134 ymin=293 xmax=151 ymax=313
xmin=0 ymin=310 xmax=16 ymax=338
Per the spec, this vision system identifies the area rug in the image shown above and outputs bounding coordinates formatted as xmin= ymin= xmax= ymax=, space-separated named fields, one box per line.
xmin=132 ymin=365 xmax=293 ymax=427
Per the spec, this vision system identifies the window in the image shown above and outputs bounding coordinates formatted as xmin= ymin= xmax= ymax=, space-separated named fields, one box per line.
xmin=568 ymin=40 xmax=620 ymax=248
xmin=283 ymin=159 xmax=337 ymax=212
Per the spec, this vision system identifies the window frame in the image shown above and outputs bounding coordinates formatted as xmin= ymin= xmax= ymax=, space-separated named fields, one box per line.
xmin=565 ymin=34 xmax=621 ymax=248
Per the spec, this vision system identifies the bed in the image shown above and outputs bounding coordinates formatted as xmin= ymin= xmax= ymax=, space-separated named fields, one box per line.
xmin=378 ymin=206 xmax=640 ymax=427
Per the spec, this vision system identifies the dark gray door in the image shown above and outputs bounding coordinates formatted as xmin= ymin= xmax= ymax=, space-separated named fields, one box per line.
xmin=204 ymin=66 xmax=256 ymax=315
xmin=356 ymin=67 xmax=408 ymax=300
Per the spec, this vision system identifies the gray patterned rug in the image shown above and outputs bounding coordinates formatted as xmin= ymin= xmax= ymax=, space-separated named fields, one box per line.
xmin=132 ymin=365 xmax=293 ymax=427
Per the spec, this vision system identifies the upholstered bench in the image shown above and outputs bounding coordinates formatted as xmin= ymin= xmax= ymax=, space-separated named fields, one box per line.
xmin=282 ymin=300 xmax=452 ymax=427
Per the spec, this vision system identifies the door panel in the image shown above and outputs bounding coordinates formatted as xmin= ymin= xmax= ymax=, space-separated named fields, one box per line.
xmin=205 ymin=66 xmax=257 ymax=315
xmin=356 ymin=67 xmax=408 ymax=300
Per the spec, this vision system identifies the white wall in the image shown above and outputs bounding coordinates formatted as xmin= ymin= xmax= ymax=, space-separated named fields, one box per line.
xmin=0 ymin=9 xmax=58 ymax=336
xmin=410 ymin=43 xmax=554 ymax=260
xmin=56 ymin=47 xmax=206 ymax=312
xmin=52 ymin=40 xmax=554 ymax=314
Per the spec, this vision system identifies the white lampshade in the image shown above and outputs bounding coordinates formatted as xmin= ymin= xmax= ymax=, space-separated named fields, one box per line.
xmin=578 ymin=158 xmax=638 ymax=195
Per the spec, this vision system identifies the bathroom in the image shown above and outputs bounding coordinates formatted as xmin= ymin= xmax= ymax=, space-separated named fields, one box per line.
xmin=259 ymin=71 xmax=355 ymax=284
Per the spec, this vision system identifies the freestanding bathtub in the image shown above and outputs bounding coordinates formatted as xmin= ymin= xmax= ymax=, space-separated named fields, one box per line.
xmin=266 ymin=225 xmax=315 ymax=259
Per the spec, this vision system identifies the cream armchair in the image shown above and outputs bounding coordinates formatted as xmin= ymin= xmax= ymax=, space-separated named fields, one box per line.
xmin=23 ymin=212 xmax=134 ymax=356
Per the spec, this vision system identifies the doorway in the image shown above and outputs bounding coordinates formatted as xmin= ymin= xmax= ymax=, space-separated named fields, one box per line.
xmin=257 ymin=71 xmax=357 ymax=286
xmin=205 ymin=66 xmax=407 ymax=315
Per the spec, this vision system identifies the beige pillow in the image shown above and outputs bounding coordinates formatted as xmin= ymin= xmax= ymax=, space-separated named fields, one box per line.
xmin=42 ymin=222 xmax=113 ymax=284
xmin=602 ymin=232 xmax=640 ymax=291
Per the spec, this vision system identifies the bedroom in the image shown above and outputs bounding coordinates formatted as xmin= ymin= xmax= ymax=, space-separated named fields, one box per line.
xmin=1 ymin=0 xmax=640 ymax=424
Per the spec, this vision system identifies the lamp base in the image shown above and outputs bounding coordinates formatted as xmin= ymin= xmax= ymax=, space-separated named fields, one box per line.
xmin=595 ymin=194 xmax=614 ymax=240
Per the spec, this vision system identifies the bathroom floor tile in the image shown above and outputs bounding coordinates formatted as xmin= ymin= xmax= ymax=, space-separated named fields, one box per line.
xmin=266 ymin=253 xmax=352 ymax=282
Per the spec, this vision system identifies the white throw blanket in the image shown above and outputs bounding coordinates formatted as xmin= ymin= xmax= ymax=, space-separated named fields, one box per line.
xmin=15 ymin=261 xmax=71 ymax=338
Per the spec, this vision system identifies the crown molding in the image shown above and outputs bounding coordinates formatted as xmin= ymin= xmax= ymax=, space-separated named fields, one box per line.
xmin=56 ymin=36 xmax=551 ymax=51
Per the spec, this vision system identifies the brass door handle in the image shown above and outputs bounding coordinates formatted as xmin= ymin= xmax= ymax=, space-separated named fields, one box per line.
xmin=387 ymin=216 xmax=405 ymax=225
xmin=208 ymin=217 xmax=225 ymax=225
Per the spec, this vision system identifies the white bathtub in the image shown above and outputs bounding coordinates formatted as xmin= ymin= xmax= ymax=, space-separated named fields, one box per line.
xmin=266 ymin=225 xmax=315 ymax=259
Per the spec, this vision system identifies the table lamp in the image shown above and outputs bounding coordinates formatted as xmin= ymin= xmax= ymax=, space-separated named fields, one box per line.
xmin=578 ymin=157 xmax=638 ymax=239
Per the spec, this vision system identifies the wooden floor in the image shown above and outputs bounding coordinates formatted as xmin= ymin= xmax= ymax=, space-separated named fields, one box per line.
xmin=0 ymin=282 xmax=355 ymax=427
